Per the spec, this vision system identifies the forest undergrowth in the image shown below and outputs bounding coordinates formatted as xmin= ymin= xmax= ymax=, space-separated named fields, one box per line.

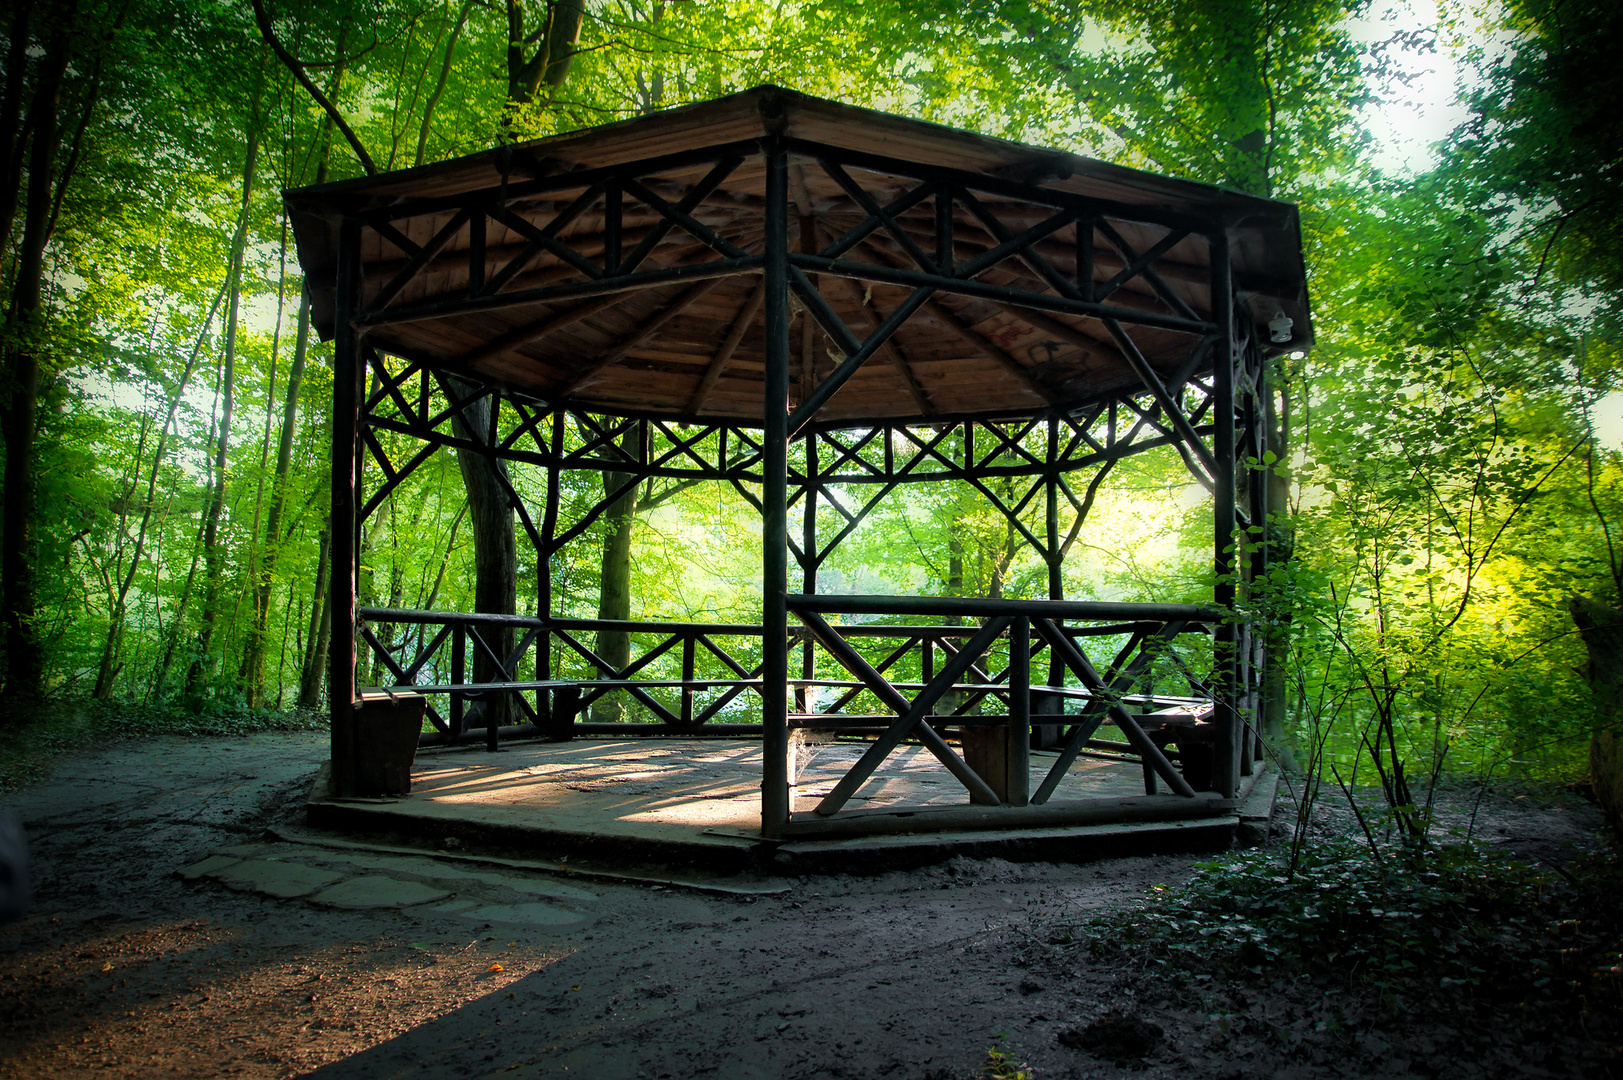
xmin=1010 ymin=789 xmax=1623 ymax=1078
xmin=0 ymin=700 xmax=322 ymax=792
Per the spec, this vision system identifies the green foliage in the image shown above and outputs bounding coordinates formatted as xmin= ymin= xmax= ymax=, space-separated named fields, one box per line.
xmin=975 ymin=1041 xmax=1034 ymax=1080
xmin=0 ymin=0 xmax=1617 ymax=793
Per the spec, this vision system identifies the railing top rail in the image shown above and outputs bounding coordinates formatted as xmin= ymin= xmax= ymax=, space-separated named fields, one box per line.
xmin=789 ymin=594 xmax=1224 ymax=623
xmin=358 ymin=607 xmax=759 ymax=634
xmin=359 ymin=603 xmax=1222 ymax=633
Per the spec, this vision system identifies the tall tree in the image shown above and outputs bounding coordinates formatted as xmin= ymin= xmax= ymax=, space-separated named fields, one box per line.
xmin=1 ymin=0 xmax=77 ymax=700
xmin=185 ymin=108 xmax=262 ymax=698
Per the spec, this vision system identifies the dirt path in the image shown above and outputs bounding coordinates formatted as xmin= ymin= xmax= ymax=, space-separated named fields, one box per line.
xmin=0 ymin=734 xmax=1611 ymax=1079
xmin=0 ymin=733 xmax=1203 ymax=1079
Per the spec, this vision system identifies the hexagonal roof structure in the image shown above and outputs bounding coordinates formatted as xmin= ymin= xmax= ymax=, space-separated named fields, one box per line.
xmin=287 ymin=85 xmax=1311 ymax=427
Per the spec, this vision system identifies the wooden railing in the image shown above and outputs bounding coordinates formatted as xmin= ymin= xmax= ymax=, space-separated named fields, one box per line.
xmin=357 ymin=597 xmax=1254 ymax=813
xmin=783 ymin=595 xmax=1235 ymax=824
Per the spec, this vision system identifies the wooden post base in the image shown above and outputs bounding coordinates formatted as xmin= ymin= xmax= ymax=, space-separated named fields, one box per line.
xmin=960 ymin=722 xmax=1030 ymax=807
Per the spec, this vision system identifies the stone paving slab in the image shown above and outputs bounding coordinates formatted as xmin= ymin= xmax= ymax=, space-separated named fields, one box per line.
xmin=179 ymin=840 xmax=601 ymax=928
xmin=177 ymin=854 xmax=242 ymax=880
xmin=452 ymin=901 xmax=591 ymax=928
xmin=209 ymin=858 xmax=344 ymax=898
xmin=310 ymin=875 xmax=450 ymax=909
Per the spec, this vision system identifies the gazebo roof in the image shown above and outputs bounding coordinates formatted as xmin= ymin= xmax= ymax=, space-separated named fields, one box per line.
xmin=287 ymin=86 xmax=1312 ymax=427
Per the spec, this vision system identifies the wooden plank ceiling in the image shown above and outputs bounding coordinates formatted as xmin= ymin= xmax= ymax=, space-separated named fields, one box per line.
xmin=287 ymin=86 xmax=1313 ymax=428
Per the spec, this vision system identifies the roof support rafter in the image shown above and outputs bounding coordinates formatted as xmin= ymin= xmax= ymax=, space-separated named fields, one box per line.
xmin=685 ymin=277 xmax=766 ymax=417
xmin=553 ymin=277 xmax=726 ymax=400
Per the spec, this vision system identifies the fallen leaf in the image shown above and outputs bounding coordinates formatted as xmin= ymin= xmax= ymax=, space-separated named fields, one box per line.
xmin=488 ymin=963 xmax=504 ymax=973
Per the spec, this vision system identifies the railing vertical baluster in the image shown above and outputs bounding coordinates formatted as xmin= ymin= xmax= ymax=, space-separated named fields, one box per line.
xmin=682 ymin=632 xmax=695 ymax=729
xmin=450 ymin=622 xmax=465 ymax=739
xmin=1008 ymin=616 xmax=1031 ymax=807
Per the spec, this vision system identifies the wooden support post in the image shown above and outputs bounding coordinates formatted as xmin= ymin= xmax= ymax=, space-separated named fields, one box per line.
xmin=761 ymin=136 xmax=792 ymax=837
xmin=1008 ymin=615 xmax=1031 ymax=805
xmin=1036 ymin=417 xmax=1066 ymax=749
xmin=800 ymin=432 xmax=818 ymax=715
xmin=539 ymin=410 xmax=563 ymax=727
xmin=329 ymin=217 xmax=362 ymax=797
xmin=1211 ymin=230 xmax=1240 ymax=798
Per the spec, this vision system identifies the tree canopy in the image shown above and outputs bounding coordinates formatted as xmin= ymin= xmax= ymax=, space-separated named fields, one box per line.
xmin=0 ymin=0 xmax=1617 ymax=785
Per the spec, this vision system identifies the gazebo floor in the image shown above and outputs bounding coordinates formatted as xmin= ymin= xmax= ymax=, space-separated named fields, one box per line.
xmin=305 ymin=737 xmax=1277 ymax=873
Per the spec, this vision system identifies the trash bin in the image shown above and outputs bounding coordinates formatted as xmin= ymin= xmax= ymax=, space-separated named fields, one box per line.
xmin=353 ymin=691 xmax=426 ymax=797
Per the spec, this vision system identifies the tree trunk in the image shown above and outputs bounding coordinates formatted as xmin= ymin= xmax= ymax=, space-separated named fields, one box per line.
xmin=0 ymin=4 xmax=34 ymax=268
xmin=506 ymin=0 xmax=585 ymax=104
xmin=452 ymin=391 xmax=516 ymax=730
xmin=240 ymin=288 xmax=313 ymax=706
xmin=1571 ymin=596 xmax=1623 ymax=835
xmin=0 ymin=5 xmax=71 ymax=701
xmin=185 ymin=119 xmax=260 ymax=699
xmin=1260 ymin=361 xmax=1298 ymax=769
xmin=592 ymin=457 xmax=638 ymax=723
xmin=297 ymin=518 xmax=331 ymax=710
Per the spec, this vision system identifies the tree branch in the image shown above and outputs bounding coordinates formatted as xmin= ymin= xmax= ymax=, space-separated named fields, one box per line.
xmin=251 ymin=0 xmax=376 ymax=175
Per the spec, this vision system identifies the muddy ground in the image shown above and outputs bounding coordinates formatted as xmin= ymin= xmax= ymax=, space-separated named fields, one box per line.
xmin=0 ymin=732 xmax=1613 ymax=1080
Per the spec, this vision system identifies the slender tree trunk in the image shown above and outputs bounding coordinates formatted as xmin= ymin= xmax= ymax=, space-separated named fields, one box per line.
xmin=298 ymin=518 xmax=331 ymax=710
xmin=1 ymin=5 xmax=72 ymax=700
xmin=592 ymin=455 xmax=639 ymax=723
xmin=93 ymin=408 xmax=154 ymax=698
xmin=93 ymin=287 xmax=225 ymax=699
xmin=452 ymin=391 xmax=516 ymax=729
xmin=1261 ymin=359 xmax=1297 ymax=768
xmin=185 ymin=119 xmax=260 ymax=699
xmin=241 ymin=288 xmax=315 ymax=705
xmin=415 ymin=0 xmax=472 ymax=167
xmin=153 ymin=491 xmax=211 ymax=702
xmin=1572 ymin=596 xmax=1623 ymax=834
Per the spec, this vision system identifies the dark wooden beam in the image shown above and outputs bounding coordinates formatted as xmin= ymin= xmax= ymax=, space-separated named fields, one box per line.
xmin=684 ymin=278 xmax=766 ymax=417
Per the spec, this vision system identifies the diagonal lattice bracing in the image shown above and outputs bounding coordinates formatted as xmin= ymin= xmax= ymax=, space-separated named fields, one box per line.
xmin=796 ymin=609 xmax=1005 ymax=812
xmin=1030 ymin=618 xmax=1197 ymax=802
xmin=357 ymin=624 xmax=450 ymax=732
xmin=616 ymin=156 xmax=747 ymax=273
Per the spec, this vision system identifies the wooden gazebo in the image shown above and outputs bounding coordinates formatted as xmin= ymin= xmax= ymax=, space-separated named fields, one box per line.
xmin=287 ymin=86 xmax=1311 ymax=839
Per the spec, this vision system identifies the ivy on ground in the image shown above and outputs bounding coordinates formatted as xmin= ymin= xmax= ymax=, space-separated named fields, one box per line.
xmin=1065 ymin=839 xmax=1622 ymax=1008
